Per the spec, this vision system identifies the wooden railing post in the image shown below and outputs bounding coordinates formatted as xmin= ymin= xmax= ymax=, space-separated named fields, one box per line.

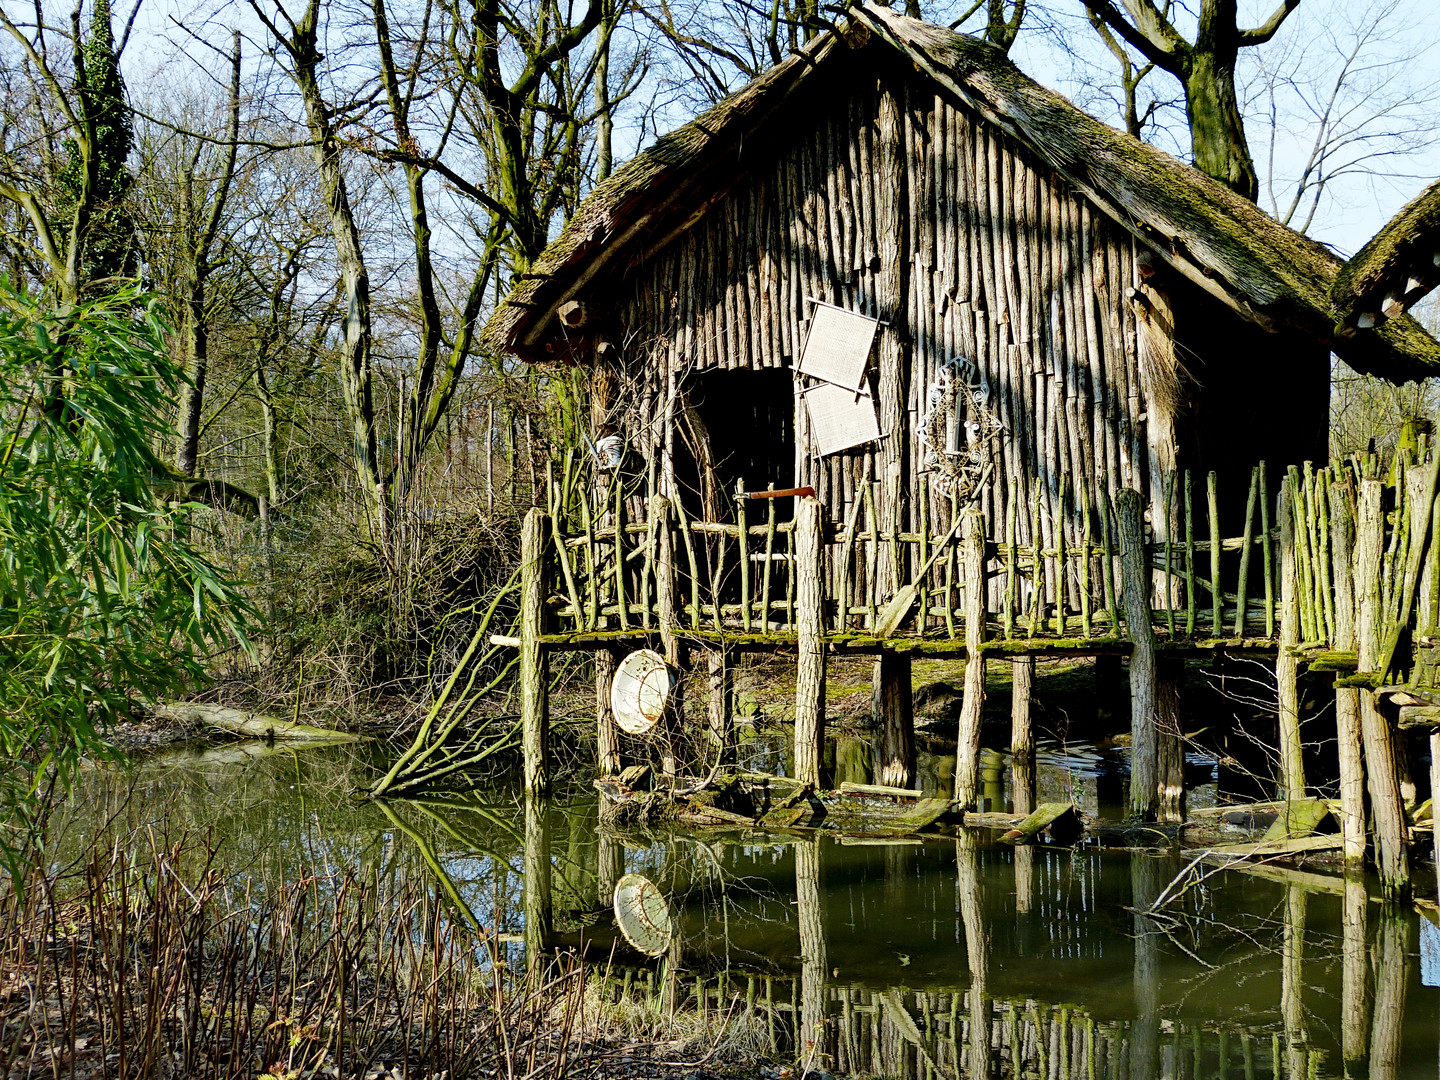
xmin=794 ymin=496 xmax=826 ymax=786
xmin=1117 ymin=489 xmax=1159 ymax=819
xmin=653 ymin=494 xmax=681 ymax=778
xmin=596 ymin=647 xmax=621 ymax=776
xmin=1357 ymin=478 xmax=1410 ymax=898
xmin=954 ymin=507 xmax=987 ymax=808
xmin=1277 ymin=482 xmax=1306 ymax=799
xmin=1328 ymin=479 xmax=1366 ymax=865
xmin=521 ymin=507 xmax=550 ymax=795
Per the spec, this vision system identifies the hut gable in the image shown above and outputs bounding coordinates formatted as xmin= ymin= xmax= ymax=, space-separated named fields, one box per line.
xmin=485 ymin=4 xmax=1440 ymax=381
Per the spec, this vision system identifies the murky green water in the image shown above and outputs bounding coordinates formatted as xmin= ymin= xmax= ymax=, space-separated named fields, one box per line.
xmin=57 ymin=741 xmax=1440 ymax=1079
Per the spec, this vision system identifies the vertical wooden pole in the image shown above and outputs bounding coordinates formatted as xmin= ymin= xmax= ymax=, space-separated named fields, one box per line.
xmin=954 ymin=507 xmax=987 ymax=808
xmin=521 ymin=507 xmax=550 ymax=795
xmin=1329 ymin=480 xmax=1367 ymax=865
xmin=596 ymin=647 xmax=621 ymax=776
xmin=707 ymin=648 xmax=733 ymax=765
xmin=1277 ymin=483 xmax=1306 ymax=800
xmin=1207 ymin=471 xmax=1221 ymax=636
xmin=653 ymin=494 xmax=681 ymax=778
xmin=795 ymin=496 xmax=826 ymax=786
xmin=1156 ymin=661 xmax=1186 ymax=822
xmin=875 ymin=652 xmax=915 ymax=788
xmin=1357 ymin=478 xmax=1410 ymax=899
xmin=1010 ymin=656 xmax=1035 ymax=761
xmin=1117 ymin=489 xmax=1159 ymax=819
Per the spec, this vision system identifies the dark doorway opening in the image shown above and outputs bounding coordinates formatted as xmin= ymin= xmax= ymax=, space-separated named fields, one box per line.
xmin=675 ymin=367 xmax=795 ymax=523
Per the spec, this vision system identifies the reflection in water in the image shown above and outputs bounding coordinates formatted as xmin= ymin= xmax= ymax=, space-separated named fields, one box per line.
xmin=57 ymin=747 xmax=1440 ymax=1080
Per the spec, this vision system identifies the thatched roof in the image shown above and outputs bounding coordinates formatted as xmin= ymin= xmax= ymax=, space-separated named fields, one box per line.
xmin=484 ymin=4 xmax=1440 ymax=381
xmin=1331 ymin=179 xmax=1440 ymax=329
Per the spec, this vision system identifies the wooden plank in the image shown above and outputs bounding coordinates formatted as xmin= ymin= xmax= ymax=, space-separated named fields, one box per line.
xmin=1206 ymin=834 xmax=1344 ymax=858
xmin=840 ymin=781 xmax=924 ymax=799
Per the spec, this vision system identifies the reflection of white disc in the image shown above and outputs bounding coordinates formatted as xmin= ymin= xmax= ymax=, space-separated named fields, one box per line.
xmin=613 ymin=873 xmax=673 ymax=956
xmin=611 ymin=649 xmax=674 ymax=735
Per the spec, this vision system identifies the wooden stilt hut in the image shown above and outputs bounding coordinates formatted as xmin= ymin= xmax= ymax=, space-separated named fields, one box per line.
xmin=487 ymin=5 xmax=1436 ymax=544
xmin=481 ymin=5 xmax=1440 ymax=843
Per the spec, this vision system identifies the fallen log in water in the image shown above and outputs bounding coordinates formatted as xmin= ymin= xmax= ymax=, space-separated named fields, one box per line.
xmin=146 ymin=702 xmax=362 ymax=743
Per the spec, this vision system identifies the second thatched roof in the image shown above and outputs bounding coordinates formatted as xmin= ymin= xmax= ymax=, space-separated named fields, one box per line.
xmin=1331 ymin=179 xmax=1440 ymax=330
xmin=485 ymin=4 xmax=1440 ymax=381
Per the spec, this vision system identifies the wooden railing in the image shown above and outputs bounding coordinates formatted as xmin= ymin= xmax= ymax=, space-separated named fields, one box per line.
xmin=535 ymin=450 xmax=1440 ymax=675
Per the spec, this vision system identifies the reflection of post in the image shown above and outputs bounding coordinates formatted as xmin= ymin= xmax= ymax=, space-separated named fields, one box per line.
xmin=1341 ymin=873 xmax=1370 ymax=1078
xmin=598 ymin=834 xmax=624 ymax=909
xmin=1129 ymin=855 xmax=1164 ymax=1080
xmin=980 ymin=748 xmax=1006 ymax=813
xmin=1281 ymin=885 xmax=1309 ymax=1080
xmin=796 ymin=838 xmax=828 ymax=1069
xmin=1368 ymin=905 xmax=1411 ymax=1080
xmin=523 ymin=796 xmax=553 ymax=970
xmin=957 ymin=830 xmax=990 ymax=1078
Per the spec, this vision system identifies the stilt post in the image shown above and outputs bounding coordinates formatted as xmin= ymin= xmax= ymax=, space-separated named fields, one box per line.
xmin=1276 ymin=482 xmax=1306 ymax=799
xmin=1329 ymin=479 xmax=1367 ymax=864
xmin=521 ymin=507 xmax=550 ymax=795
xmin=1010 ymin=656 xmax=1034 ymax=760
xmin=795 ymin=496 xmax=826 ymax=786
xmin=653 ymin=494 xmax=681 ymax=777
xmin=1357 ymin=478 xmax=1410 ymax=898
xmin=707 ymin=648 xmax=734 ymax=765
xmin=1117 ymin=488 xmax=1159 ymax=819
xmin=954 ymin=507 xmax=987 ymax=808
xmin=875 ymin=652 xmax=915 ymax=788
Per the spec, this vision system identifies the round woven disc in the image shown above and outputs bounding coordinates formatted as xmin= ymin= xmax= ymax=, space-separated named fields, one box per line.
xmin=611 ymin=649 xmax=674 ymax=735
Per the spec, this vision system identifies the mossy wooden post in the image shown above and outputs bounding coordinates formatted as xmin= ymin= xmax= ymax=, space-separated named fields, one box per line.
xmin=596 ymin=647 xmax=621 ymax=775
xmin=1357 ymin=478 xmax=1410 ymax=898
xmin=1329 ymin=480 xmax=1366 ymax=865
xmin=795 ymin=496 xmax=826 ymax=787
xmin=1118 ymin=489 xmax=1159 ymax=819
xmin=707 ymin=649 xmax=733 ymax=765
xmin=1011 ymin=656 xmax=1034 ymax=762
xmin=521 ymin=507 xmax=550 ymax=795
xmin=875 ymin=653 xmax=915 ymax=788
xmin=653 ymin=495 xmax=681 ymax=777
xmin=954 ymin=507 xmax=987 ymax=808
xmin=1276 ymin=483 xmax=1306 ymax=800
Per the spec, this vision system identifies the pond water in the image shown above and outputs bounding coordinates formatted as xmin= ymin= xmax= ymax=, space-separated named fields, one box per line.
xmin=58 ymin=740 xmax=1440 ymax=1080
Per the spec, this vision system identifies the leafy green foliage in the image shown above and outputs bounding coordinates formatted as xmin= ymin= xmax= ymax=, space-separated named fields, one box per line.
xmin=0 ymin=283 xmax=253 ymax=787
xmin=55 ymin=0 xmax=136 ymax=282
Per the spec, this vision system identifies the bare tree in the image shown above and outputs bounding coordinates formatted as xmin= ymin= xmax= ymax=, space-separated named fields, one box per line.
xmin=1249 ymin=0 xmax=1440 ymax=236
xmin=1079 ymin=0 xmax=1301 ymax=199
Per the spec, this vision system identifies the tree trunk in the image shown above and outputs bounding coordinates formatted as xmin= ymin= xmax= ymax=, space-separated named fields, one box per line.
xmin=1183 ymin=48 xmax=1257 ymax=200
xmin=175 ymin=280 xmax=206 ymax=476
